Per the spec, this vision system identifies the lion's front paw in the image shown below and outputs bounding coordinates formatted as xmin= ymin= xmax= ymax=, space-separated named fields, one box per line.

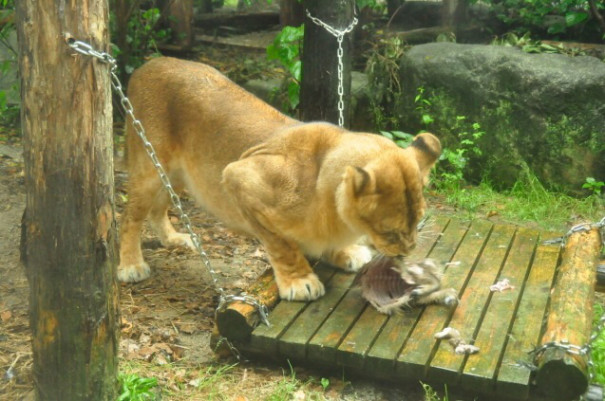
xmin=117 ymin=262 xmax=151 ymax=283
xmin=278 ymin=273 xmax=325 ymax=301
xmin=327 ymin=245 xmax=374 ymax=272
xmin=162 ymin=233 xmax=196 ymax=251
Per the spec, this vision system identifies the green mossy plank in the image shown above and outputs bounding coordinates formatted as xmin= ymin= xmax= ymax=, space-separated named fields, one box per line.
xmin=496 ymin=240 xmax=561 ymax=400
xmin=336 ymin=215 xmax=452 ymax=372
xmin=277 ymin=271 xmax=357 ymax=361
xmin=364 ymin=217 xmax=470 ymax=376
xmin=428 ymin=223 xmax=517 ymax=385
xmin=307 ymin=287 xmax=367 ymax=364
xmin=336 ymin=304 xmax=389 ymax=369
xmin=460 ymin=227 xmax=539 ymax=394
xmin=396 ymin=219 xmax=493 ymax=380
xmin=249 ymin=265 xmax=336 ymax=355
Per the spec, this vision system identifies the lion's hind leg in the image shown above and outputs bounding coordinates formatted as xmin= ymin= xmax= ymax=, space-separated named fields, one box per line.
xmin=147 ymin=176 xmax=196 ymax=251
xmin=118 ymin=170 xmax=163 ymax=283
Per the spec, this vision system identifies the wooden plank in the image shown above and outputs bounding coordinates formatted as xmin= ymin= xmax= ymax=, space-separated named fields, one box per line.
xmin=396 ymin=219 xmax=493 ymax=380
xmin=277 ymin=270 xmax=357 ymax=361
xmin=460 ymin=227 xmax=539 ymax=395
xmin=306 ymin=287 xmax=367 ymax=364
xmin=247 ymin=265 xmax=335 ymax=355
xmin=534 ymin=227 xmax=601 ymax=400
xmin=496 ymin=240 xmax=561 ymax=399
xmin=335 ymin=303 xmax=390 ymax=368
xmin=337 ymin=215 xmax=452 ymax=372
xmin=428 ymin=223 xmax=517 ymax=385
xmin=363 ymin=217 xmax=470 ymax=377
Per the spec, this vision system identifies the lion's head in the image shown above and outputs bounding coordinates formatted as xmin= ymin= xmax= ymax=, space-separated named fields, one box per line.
xmin=337 ymin=133 xmax=441 ymax=257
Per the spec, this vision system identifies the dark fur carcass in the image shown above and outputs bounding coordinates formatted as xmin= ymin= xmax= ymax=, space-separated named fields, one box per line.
xmin=353 ymin=256 xmax=458 ymax=315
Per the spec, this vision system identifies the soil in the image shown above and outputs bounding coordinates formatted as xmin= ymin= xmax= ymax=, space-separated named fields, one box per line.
xmin=1 ymin=128 xmax=444 ymax=400
xmin=0 ymin=28 xmax=437 ymax=401
xmin=4 ymin=6 xmax=598 ymax=399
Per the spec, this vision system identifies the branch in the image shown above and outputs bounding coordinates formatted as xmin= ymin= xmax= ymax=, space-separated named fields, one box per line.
xmin=588 ymin=0 xmax=605 ymax=36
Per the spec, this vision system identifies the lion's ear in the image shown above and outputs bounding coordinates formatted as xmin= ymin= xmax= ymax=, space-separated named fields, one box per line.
xmin=344 ymin=166 xmax=375 ymax=197
xmin=410 ymin=132 xmax=442 ymax=185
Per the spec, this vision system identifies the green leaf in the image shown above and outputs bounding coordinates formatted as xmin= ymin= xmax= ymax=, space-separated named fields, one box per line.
xmin=565 ymin=11 xmax=588 ymax=27
xmin=380 ymin=131 xmax=394 ymax=140
xmin=391 ymin=130 xmax=414 ymax=141
xmin=320 ymin=377 xmax=330 ymax=390
xmin=287 ymin=82 xmax=300 ymax=110
xmin=547 ymin=22 xmax=566 ymax=34
xmin=289 ymin=60 xmax=301 ymax=82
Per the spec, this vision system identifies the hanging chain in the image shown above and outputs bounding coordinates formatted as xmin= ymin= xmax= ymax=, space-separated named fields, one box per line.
xmin=305 ymin=9 xmax=358 ymax=128
xmin=64 ymin=35 xmax=270 ymax=330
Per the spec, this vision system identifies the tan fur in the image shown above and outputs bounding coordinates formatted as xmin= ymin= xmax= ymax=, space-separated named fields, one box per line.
xmin=118 ymin=57 xmax=441 ymax=301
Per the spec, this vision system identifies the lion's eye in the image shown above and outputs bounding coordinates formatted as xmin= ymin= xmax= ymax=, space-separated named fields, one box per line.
xmin=382 ymin=231 xmax=400 ymax=243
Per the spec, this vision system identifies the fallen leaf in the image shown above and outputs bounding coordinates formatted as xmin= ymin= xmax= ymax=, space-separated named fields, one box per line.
xmin=1 ymin=310 xmax=12 ymax=322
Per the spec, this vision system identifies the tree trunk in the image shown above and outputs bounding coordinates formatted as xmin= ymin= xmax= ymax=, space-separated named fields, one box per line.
xmin=280 ymin=0 xmax=304 ymax=27
xmin=15 ymin=1 xmax=119 ymax=400
xmin=300 ymin=0 xmax=356 ymax=127
xmin=162 ymin=0 xmax=194 ymax=50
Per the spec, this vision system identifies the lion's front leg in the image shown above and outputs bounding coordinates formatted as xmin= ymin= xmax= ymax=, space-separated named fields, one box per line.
xmin=265 ymin=238 xmax=325 ymax=301
xmin=223 ymin=157 xmax=325 ymax=301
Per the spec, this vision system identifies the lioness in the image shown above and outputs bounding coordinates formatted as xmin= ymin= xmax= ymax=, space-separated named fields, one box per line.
xmin=118 ymin=57 xmax=441 ymax=301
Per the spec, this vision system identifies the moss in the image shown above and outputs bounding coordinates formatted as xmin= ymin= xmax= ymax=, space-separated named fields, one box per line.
xmin=384 ymin=84 xmax=604 ymax=194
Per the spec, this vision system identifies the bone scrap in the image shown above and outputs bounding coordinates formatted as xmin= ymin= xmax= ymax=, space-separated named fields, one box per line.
xmin=434 ymin=327 xmax=480 ymax=354
xmin=490 ymin=278 xmax=515 ymax=292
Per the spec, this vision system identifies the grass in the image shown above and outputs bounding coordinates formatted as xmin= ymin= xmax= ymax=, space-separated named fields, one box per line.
xmin=118 ymin=359 xmax=333 ymax=401
xmin=118 ymin=373 xmax=159 ymax=401
xmin=433 ymin=172 xmax=604 ymax=233
xmin=591 ymin=304 xmax=605 ymax=386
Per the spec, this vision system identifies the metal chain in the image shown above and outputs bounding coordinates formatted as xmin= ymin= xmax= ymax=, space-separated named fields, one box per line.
xmin=542 ymin=216 xmax=605 ymax=247
xmin=305 ymin=9 xmax=358 ymax=128
xmin=65 ymin=35 xmax=270 ymax=328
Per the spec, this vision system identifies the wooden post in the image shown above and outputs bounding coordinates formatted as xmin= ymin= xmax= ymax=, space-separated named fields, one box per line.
xmin=300 ymin=0 xmax=355 ymax=126
xmin=534 ymin=227 xmax=602 ymax=401
xmin=164 ymin=0 xmax=194 ymax=50
xmin=15 ymin=1 xmax=119 ymax=400
xmin=215 ymin=268 xmax=280 ymax=342
xmin=280 ymin=0 xmax=304 ymax=27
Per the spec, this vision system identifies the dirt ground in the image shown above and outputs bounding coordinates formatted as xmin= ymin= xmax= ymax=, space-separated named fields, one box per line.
xmin=1 ymin=130 xmax=452 ymax=400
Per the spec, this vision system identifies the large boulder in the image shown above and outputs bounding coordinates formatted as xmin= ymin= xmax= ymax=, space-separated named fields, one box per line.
xmin=395 ymin=42 xmax=605 ymax=194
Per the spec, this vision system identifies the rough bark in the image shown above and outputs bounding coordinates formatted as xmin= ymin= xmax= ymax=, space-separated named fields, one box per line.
xmin=280 ymin=0 xmax=304 ymax=27
xmin=300 ymin=0 xmax=355 ymax=126
xmin=15 ymin=0 xmax=119 ymax=400
xmin=162 ymin=0 xmax=194 ymax=49
xmin=534 ymin=227 xmax=601 ymax=401
xmin=215 ymin=268 xmax=280 ymax=342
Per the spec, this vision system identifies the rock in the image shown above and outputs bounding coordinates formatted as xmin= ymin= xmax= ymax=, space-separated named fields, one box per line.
xmin=396 ymin=42 xmax=605 ymax=194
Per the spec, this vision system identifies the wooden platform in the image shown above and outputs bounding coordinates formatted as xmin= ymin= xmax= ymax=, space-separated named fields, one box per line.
xmin=216 ymin=216 xmax=603 ymax=401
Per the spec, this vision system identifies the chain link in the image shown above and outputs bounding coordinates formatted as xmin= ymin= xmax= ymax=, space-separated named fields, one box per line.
xmin=305 ymin=9 xmax=358 ymax=128
xmin=542 ymin=216 xmax=605 ymax=246
xmin=65 ymin=35 xmax=270 ymax=328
